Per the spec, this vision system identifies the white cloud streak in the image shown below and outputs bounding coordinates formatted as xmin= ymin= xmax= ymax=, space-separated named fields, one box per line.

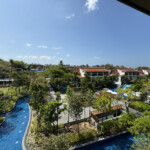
xmin=16 ymin=55 xmax=55 ymax=60
xmin=37 ymin=45 xmax=48 ymax=49
xmin=85 ymin=0 xmax=99 ymax=12
xmin=66 ymin=54 xmax=70 ymax=57
xmin=65 ymin=13 xmax=75 ymax=19
xmin=52 ymin=47 xmax=62 ymax=50
xmin=40 ymin=56 xmax=51 ymax=60
xmin=26 ymin=43 xmax=32 ymax=47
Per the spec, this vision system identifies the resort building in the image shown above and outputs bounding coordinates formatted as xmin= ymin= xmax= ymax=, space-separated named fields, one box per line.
xmin=79 ymin=68 xmax=110 ymax=81
xmin=139 ymin=69 xmax=150 ymax=76
xmin=0 ymin=78 xmax=14 ymax=87
xmin=113 ymin=68 xmax=140 ymax=79
xmin=112 ymin=68 xmax=140 ymax=87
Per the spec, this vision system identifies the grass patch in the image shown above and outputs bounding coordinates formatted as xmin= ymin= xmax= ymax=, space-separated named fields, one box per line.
xmin=0 ymin=87 xmax=9 ymax=94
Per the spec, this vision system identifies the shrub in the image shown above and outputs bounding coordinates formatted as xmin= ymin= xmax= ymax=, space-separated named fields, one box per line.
xmin=65 ymin=129 xmax=98 ymax=144
xmin=129 ymin=101 xmax=150 ymax=112
xmin=98 ymin=120 xmax=119 ymax=135
xmin=118 ymin=112 xmax=136 ymax=130
xmin=0 ymin=117 xmax=4 ymax=124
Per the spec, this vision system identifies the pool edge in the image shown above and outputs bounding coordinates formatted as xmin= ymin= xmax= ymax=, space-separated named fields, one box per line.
xmin=22 ymin=104 xmax=32 ymax=150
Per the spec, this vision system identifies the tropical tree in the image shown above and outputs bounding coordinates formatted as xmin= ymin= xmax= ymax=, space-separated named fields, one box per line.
xmin=65 ymin=86 xmax=73 ymax=129
xmin=81 ymin=73 xmax=93 ymax=92
xmin=29 ymin=77 xmax=48 ymax=114
xmin=117 ymin=88 xmax=137 ymax=114
xmin=86 ymin=89 xmax=95 ymax=117
xmin=55 ymin=92 xmax=64 ymax=133
xmin=94 ymin=91 xmax=113 ymax=123
xmin=69 ymin=94 xmax=83 ymax=133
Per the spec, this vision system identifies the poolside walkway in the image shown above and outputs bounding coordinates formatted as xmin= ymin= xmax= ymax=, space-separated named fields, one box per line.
xmin=48 ymin=84 xmax=56 ymax=101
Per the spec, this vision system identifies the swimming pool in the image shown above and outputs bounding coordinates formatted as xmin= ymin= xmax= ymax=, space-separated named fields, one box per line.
xmin=75 ymin=132 xmax=134 ymax=150
xmin=0 ymin=96 xmax=30 ymax=150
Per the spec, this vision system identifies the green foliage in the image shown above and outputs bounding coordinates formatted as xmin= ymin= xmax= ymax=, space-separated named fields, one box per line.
xmin=92 ymin=75 xmax=118 ymax=90
xmin=129 ymin=101 xmax=150 ymax=112
xmin=98 ymin=113 xmax=136 ymax=135
xmin=0 ymin=117 xmax=4 ymax=124
xmin=0 ymin=59 xmax=10 ymax=78
xmin=118 ymin=112 xmax=136 ymax=130
xmin=29 ymin=76 xmax=48 ymax=113
xmin=81 ymin=73 xmax=93 ymax=92
xmin=121 ymin=75 xmax=131 ymax=85
xmin=131 ymin=135 xmax=150 ymax=150
xmin=98 ymin=120 xmax=119 ymax=135
xmin=128 ymin=112 xmax=150 ymax=135
xmin=94 ymin=91 xmax=113 ymax=123
xmin=36 ymin=133 xmax=71 ymax=150
xmin=65 ymin=129 xmax=98 ymax=144
xmin=10 ymin=59 xmax=27 ymax=70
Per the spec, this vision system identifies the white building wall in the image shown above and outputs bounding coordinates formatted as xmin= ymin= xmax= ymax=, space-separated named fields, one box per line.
xmin=143 ymin=70 xmax=149 ymax=75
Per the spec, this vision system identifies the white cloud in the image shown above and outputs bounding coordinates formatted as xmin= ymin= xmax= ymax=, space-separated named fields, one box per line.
xmin=17 ymin=56 xmax=38 ymax=59
xmin=65 ymin=13 xmax=75 ymax=19
xmin=93 ymin=56 xmax=100 ymax=60
xmin=52 ymin=47 xmax=62 ymax=50
xmin=37 ymin=45 xmax=48 ymax=49
xmin=26 ymin=43 xmax=32 ymax=47
xmin=85 ymin=0 xmax=99 ymax=12
xmin=66 ymin=54 xmax=70 ymax=57
xmin=40 ymin=56 xmax=51 ymax=60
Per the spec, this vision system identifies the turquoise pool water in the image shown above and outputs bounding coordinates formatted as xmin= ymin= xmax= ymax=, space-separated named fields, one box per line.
xmin=75 ymin=132 xmax=134 ymax=150
xmin=122 ymin=84 xmax=131 ymax=90
xmin=0 ymin=96 xmax=30 ymax=150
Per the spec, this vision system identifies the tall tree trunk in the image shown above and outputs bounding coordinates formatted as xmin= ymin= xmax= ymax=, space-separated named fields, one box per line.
xmin=125 ymin=102 xmax=129 ymax=114
xmin=67 ymin=111 xmax=70 ymax=130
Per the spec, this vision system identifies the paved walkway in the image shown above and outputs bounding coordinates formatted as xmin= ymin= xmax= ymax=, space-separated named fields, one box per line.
xmin=48 ymin=85 xmax=142 ymax=124
xmin=48 ymin=84 xmax=56 ymax=101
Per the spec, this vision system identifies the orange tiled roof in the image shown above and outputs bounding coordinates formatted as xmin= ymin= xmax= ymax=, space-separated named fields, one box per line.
xmin=82 ymin=68 xmax=109 ymax=73
xmin=117 ymin=68 xmax=139 ymax=73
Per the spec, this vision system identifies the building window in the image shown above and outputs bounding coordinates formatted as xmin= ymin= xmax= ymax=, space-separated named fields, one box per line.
xmin=92 ymin=72 xmax=97 ymax=76
xmin=104 ymin=72 xmax=108 ymax=76
xmin=98 ymin=72 xmax=103 ymax=76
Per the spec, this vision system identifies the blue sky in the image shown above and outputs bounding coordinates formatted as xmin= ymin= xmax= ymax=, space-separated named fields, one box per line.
xmin=0 ymin=0 xmax=150 ymax=67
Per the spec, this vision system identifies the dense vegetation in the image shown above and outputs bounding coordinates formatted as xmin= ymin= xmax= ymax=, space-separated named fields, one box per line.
xmin=0 ymin=117 xmax=4 ymax=124
xmin=1 ymin=59 xmax=150 ymax=149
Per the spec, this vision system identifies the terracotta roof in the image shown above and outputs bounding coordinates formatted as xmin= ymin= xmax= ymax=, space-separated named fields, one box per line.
xmin=117 ymin=68 xmax=139 ymax=73
xmin=91 ymin=104 xmax=122 ymax=116
xmin=82 ymin=68 xmax=109 ymax=73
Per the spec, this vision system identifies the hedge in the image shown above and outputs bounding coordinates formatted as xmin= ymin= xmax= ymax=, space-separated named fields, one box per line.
xmin=129 ymin=101 xmax=150 ymax=112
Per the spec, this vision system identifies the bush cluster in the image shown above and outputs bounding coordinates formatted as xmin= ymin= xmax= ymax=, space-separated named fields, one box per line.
xmin=65 ymin=129 xmax=98 ymax=144
xmin=129 ymin=101 xmax=150 ymax=112
xmin=98 ymin=113 xmax=136 ymax=135
xmin=0 ymin=117 xmax=4 ymax=124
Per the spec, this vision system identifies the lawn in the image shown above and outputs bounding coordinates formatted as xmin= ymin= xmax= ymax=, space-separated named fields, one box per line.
xmin=0 ymin=87 xmax=9 ymax=94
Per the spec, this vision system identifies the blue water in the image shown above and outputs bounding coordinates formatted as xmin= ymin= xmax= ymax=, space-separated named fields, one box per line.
xmin=0 ymin=96 xmax=30 ymax=150
xmin=75 ymin=132 xmax=134 ymax=150
xmin=110 ymin=84 xmax=131 ymax=92
xmin=122 ymin=84 xmax=131 ymax=90
xmin=29 ymin=69 xmax=44 ymax=72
